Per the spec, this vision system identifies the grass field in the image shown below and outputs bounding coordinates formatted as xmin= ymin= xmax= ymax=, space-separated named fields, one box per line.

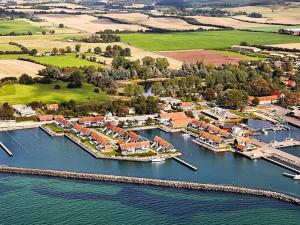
xmin=0 ymin=20 xmax=45 ymax=35
xmin=21 ymin=54 xmax=102 ymax=68
xmin=0 ymin=82 xmax=110 ymax=104
xmin=248 ymin=26 xmax=300 ymax=32
xmin=120 ymin=30 xmax=300 ymax=51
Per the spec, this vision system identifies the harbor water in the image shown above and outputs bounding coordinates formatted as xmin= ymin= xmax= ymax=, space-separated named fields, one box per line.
xmin=0 ymin=126 xmax=299 ymax=198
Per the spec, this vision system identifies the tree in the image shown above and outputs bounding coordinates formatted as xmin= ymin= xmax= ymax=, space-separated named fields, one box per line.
xmin=142 ymin=56 xmax=155 ymax=66
xmin=65 ymin=46 xmax=72 ymax=53
xmin=124 ymin=83 xmax=144 ymax=97
xmin=156 ymin=58 xmax=169 ymax=70
xmin=94 ymin=47 xmax=102 ymax=54
xmin=252 ymin=97 xmax=260 ymax=106
xmin=54 ymin=84 xmax=61 ymax=89
xmin=19 ymin=74 xmax=35 ymax=85
xmin=152 ymin=82 xmax=164 ymax=96
xmin=204 ymin=88 xmax=216 ymax=101
xmin=52 ymin=48 xmax=58 ymax=55
xmin=58 ymin=23 xmax=64 ymax=28
xmin=279 ymin=91 xmax=299 ymax=108
xmin=219 ymin=89 xmax=248 ymax=110
xmin=120 ymin=48 xmax=131 ymax=57
xmin=59 ymin=48 xmax=65 ymax=55
xmin=75 ymin=44 xmax=81 ymax=52
xmin=29 ymin=49 xmax=37 ymax=56
xmin=42 ymin=31 xmax=46 ymax=35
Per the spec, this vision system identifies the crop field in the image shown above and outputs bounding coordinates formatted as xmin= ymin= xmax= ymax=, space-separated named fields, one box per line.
xmin=157 ymin=50 xmax=263 ymax=66
xmin=120 ymin=30 xmax=300 ymax=51
xmin=0 ymin=60 xmax=45 ymax=78
xmin=227 ymin=4 xmax=300 ymax=25
xmin=104 ymin=13 xmax=217 ymax=30
xmin=189 ymin=16 xmax=278 ymax=29
xmin=37 ymin=14 xmax=147 ymax=32
xmin=0 ymin=19 xmax=45 ymax=35
xmin=0 ymin=82 xmax=110 ymax=104
xmin=21 ymin=54 xmax=102 ymax=68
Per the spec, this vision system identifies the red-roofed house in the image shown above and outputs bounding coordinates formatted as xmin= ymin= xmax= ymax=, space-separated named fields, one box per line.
xmin=178 ymin=102 xmax=194 ymax=110
xmin=119 ymin=141 xmax=150 ymax=155
xmin=39 ymin=115 xmax=53 ymax=122
xmin=152 ymin=136 xmax=175 ymax=151
xmin=125 ymin=131 xmax=141 ymax=142
xmin=45 ymin=104 xmax=59 ymax=111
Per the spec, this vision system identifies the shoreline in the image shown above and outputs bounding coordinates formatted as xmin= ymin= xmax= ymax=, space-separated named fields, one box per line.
xmin=0 ymin=166 xmax=299 ymax=206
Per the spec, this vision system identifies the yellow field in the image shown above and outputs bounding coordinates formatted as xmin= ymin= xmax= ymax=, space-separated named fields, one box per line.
xmin=267 ymin=43 xmax=300 ymax=50
xmin=0 ymin=60 xmax=44 ymax=78
xmin=104 ymin=13 xmax=217 ymax=30
xmin=189 ymin=16 xmax=279 ymax=29
xmin=227 ymin=4 xmax=300 ymax=25
xmin=37 ymin=14 xmax=147 ymax=33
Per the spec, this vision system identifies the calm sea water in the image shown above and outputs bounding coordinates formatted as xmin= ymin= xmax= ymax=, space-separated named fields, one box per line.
xmin=0 ymin=174 xmax=299 ymax=225
xmin=0 ymin=125 xmax=299 ymax=198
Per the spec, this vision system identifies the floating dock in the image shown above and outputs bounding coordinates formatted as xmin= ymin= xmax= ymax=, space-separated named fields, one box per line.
xmin=0 ymin=142 xmax=13 ymax=156
xmin=172 ymin=156 xmax=197 ymax=171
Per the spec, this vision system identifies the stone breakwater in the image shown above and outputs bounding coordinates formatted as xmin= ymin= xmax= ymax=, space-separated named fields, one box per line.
xmin=0 ymin=166 xmax=299 ymax=205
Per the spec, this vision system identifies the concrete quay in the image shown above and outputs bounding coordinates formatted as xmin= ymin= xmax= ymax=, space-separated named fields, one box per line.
xmin=0 ymin=166 xmax=299 ymax=205
xmin=251 ymin=138 xmax=300 ymax=169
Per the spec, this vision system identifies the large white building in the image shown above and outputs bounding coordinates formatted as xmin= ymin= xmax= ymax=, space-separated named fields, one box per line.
xmin=12 ymin=105 xmax=36 ymax=117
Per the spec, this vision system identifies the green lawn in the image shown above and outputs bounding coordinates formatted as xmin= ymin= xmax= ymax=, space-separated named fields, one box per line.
xmin=21 ymin=54 xmax=101 ymax=68
xmin=120 ymin=30 xmax=300 ymax=51
xmin=0 ymin=19 xmax=45 ymax=35
xmin=0 ymin=82 xmax=110 ymax=104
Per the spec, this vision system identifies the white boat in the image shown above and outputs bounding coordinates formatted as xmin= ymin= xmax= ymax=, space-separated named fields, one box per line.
xmin=182 ymin=133 xmax=190 ymax=137
xmin=152 ymin=157 xmax=166 ymax=162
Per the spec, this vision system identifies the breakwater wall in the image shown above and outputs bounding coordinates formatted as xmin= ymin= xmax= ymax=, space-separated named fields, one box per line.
xmin=0 ymin=166 xmax=299 ymax=205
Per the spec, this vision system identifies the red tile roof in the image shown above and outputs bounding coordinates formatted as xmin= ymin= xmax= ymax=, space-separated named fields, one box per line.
xmin=39 ymin=115 xmax=53 ymax=122
xmin=127 ymin=131 xmax=140 ymax=142
xmin=153 ymin=136 xmax=173 ymax=148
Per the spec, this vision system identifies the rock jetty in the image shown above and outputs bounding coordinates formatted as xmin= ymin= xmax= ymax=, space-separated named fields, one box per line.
xmin=0 ymin=166 xmax=299 ymax=205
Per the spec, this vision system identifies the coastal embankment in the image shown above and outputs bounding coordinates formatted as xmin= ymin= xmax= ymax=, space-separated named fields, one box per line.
xmin=0 ymin=166 xmax=299 ymax=205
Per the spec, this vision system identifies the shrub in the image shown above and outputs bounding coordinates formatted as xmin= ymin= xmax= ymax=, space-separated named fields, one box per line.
xmin=54 ymin=84 xmax=61 ymax=89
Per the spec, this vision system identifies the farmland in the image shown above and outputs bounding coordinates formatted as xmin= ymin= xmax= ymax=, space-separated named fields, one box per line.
xmin=120 ymin=30 xmax=300 ymax=51
xmin=104 ymin=13 xmax=217 ymax=30
xmin=21 ymin=54 xmax=102 ymax=68
xmin=0 ymin=60 xmax=44 ymax=78
xmin=0 ymin=82 xmax=110 ymax=104
xmin=227 ymin=4 xmax=300 ymax=25
xmin=0 ymin=19 xmax=45 ymax=35
xmin=37 ymin=14 xmax=146 ymax=33
xmin=157 ymin=50 xmax=264 ymax=66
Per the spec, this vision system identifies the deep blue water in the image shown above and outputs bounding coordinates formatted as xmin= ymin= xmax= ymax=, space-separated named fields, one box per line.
xmin=0 ymin=126 xmax=299 ymax=198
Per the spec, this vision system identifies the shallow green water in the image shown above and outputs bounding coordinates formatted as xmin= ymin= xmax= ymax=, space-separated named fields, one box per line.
xmin=0 ymin=174 xmax=299 ymax=225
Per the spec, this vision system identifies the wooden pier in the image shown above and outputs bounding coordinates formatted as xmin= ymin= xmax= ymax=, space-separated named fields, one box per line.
xmin=172 ymin=156 xmax=197 ymax=171
xmin=0 ymin=142 xmax=12 ymax=156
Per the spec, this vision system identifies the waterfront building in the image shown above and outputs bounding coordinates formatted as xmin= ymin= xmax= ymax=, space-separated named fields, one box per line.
xmin=60 ymin=119 xmax=73 ymax=129
xmin=159 ymin=112 xmax=192 ymax=128
xmin=119 ymin=141 xmax=150 ymax=155
xmin=90 ymin=130 xmax=109 ymax=149
xmin=125 ymin=131 xmax=141 ymax=142
xmin=78 ymin=116 xmax=106 ymax=127
xmin=116 ymin=115 xmax=157 ymax=127
xmin=234 ymin=137 xmax=252 ymax=151
xmin=39 ymin=115 xmax=53 ymax=122
xmin=152 ymin=136 xmax=175 ymax=152
xmin=197 ymin=131 xmax=226 ymax=149
xmin=200 ymin=108 xmax=240 ymax=122
xmin=103 ymin=122 xmax=126 ymax=138
xmin=12 ymin=105 xmax=36 ymax=117
xmin=188 ymin=120 xmax=208 ymax=131
xmin=54 ymin=115 xmax=64 ymax=125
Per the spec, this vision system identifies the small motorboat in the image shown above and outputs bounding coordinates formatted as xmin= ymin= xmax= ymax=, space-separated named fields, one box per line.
xmin=151 ymin=157 xmax=166 ymax=162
